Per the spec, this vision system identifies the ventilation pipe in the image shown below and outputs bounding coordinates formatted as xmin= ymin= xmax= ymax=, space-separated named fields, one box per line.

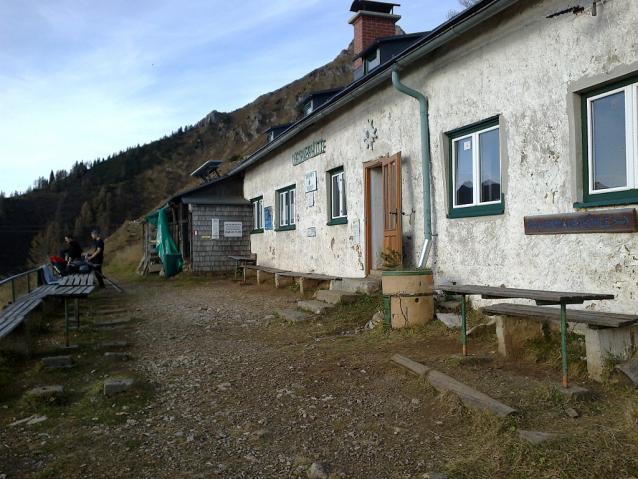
xmin=391 ymin=68 xmax=432 ymax=268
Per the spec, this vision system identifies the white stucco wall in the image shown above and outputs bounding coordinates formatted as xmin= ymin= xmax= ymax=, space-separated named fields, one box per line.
xmin=244 ymin=0 xmax=638 ymax=312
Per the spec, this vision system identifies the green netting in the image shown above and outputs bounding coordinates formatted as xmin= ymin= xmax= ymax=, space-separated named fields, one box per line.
xmin=144 ymin=208 xmax=183 ymax=278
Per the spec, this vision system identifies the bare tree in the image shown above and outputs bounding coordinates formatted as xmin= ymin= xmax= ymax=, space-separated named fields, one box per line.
xmin=447 ymin=0 xmax=482 ymax=19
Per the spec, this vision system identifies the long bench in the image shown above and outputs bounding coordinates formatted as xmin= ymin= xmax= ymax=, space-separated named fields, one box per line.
xmin=243 ymin=265 xmax=340 ymax=294
xmin=480 ymin=303 xmax=638 ymax=382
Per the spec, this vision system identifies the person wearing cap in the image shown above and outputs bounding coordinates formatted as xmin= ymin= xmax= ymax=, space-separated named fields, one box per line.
xmin=87 ymin=230 xmax=105 ymax=288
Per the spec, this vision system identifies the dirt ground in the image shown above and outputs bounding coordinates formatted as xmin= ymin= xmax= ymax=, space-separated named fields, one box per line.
xmin=1 ymin=274 xmax=638 ymax=479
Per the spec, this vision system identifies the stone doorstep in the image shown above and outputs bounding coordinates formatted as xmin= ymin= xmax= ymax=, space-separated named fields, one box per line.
xmin=93 ymin=317 xmax=131 ymax=326
xmin=335 ymin=277 xmax=382 ymax=295
xmin=297 ymin=300 xmax=334 ymax=315
xmin=104 ymin=379 xmax=134 ymax=396
xmin=100 ymin=341 xmax=128 ymax=348
xmin=41 ymin=356 xmax=75 ymax=369
xmin=277 ymin=309 xmax=312 ymax=323
xmin=28 ymin=386 xmax=64 ymax=396
xmin=554 ymin=384 xmax=592 ymax=400
xmin=314 ymin=289 xmax=358 ymax=305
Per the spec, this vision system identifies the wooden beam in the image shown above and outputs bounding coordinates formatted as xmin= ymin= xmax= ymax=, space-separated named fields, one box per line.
xmin=390 ymin=354 xmax=517 ymax=418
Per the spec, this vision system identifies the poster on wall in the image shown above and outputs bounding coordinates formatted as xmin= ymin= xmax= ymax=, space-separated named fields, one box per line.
xmin=305 ymin=171 xmax=317 ymax=193
xmin=224 ymin=222 xmax=243 ymax=237
xmin=264 ymin=207 xmax=273 ymax=230
xmin=211 ymin=219 xmax=220 ymax=240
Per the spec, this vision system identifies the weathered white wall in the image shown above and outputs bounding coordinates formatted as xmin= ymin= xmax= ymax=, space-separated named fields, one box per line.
xmin=244 ymin=0 xmax=638 ymax=312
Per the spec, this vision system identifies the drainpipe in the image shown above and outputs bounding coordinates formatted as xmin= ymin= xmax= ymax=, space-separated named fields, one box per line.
xmin=391 ymin=68 xmax=432 ymax=268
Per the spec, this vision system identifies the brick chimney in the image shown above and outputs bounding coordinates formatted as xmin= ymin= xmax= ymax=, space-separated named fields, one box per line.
xmin=349 ymin=1 xmax=401 ymax=71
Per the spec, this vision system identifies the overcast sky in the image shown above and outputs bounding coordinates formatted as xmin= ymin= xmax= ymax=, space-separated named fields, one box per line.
xmin=0 ymin=0 xmax=460 ymax=195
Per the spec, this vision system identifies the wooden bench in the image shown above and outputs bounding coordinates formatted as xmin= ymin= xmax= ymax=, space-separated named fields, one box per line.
xmin=480 ymin=303 xmax=638 ymax=382
xmin=242 ymin=264 xmax=340 ymax=293
xmin=433 ymin=284 xmax=616 ymax=388
xmin=229 ymin=255 xmax=256 ymax=280
xmin=0 ymin=297 xmax=44 ymax=356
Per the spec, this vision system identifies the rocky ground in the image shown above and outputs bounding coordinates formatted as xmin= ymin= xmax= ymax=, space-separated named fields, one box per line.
xmin=2 ymin=275 xmax=638 ymax=479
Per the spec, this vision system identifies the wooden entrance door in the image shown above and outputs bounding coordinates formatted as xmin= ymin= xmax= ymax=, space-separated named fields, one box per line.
xmin=364 ymin=152 xmax=402 ymax=274
xmin=382 ymin=152 xmax=402 ymax=263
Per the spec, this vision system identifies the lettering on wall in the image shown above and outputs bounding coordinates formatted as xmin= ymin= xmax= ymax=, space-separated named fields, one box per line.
xmin=524 ymin=209 xmax=637 ymax=235
xmin=292 ymin=140 xmax=326 ymax=166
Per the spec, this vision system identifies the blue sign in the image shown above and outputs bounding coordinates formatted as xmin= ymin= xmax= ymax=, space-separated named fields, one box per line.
xmin=264 ymin=207 xmax=273 ymax=230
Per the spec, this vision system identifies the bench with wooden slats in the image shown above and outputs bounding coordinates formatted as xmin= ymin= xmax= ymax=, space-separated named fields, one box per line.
xmin=0 ymin=298 xmax=43 ymax=339
xmin=480 ymin=303 xmax=638 ymax=329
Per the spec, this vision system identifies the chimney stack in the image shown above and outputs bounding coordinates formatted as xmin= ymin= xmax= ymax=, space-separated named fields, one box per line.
xmin=349 ymin=1 xmax=401 ymax=71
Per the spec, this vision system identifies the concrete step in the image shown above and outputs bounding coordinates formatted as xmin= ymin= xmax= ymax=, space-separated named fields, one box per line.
xmin=314 ymin=289 xmax=359 ymax=305
xmin=297 ymin=300 xmax=335 ymax=315
xmin=331 ymin=277 xmax=381 ymax=295
xmin=277 ymin=309 xmax=312 ymax=323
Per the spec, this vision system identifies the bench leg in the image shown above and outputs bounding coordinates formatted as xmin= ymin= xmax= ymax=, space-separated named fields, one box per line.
xmin=561 ymin=303 xmax=568 ymax=388
xmin=585 ymin=326 xmax=633 ymax=382
xmin=461 ymin=294 xmax=467 ymax=356
xmin=75 ymin=298 xmax=79 ymax=328
xmin=64 ymin=298 xmax=69 ymax=348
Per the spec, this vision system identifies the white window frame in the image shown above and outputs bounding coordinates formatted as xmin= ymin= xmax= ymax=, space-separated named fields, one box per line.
xmin=586 ymin=83 xmax=638 ymax=195
xmin=451 ymin=125 xmax=501 ymax=209
xmin=330 ymin=170 xmax=347 ymax=220
xmin=304 ymin=101 xmax=313 ymax=117
xmin=267 ymin=131 xmax=274 ymax=143
xmin=252 ymin=198 xmax=263 ymax=231
xmin=364 ymin=48 xmax=380 ymax=74
xmin=277 ymin=186 xmax=296 ymax=229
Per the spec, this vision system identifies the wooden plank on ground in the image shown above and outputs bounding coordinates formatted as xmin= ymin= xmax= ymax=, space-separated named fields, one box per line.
xmin=480 ymin=303 xmax=638 ymax=328
xmin=390 ymin=354 xmax=517 ymax=418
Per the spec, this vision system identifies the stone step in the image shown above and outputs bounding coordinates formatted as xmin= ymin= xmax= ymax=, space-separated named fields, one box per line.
xmin=277 ymin=309 xmax=313 ymax=322
xmin=331 ymin=277 xmax=381 ymax=295
xmin=100 ymin=341 xmax=128 ymax=348
xmin=94 ymin=325 xmax=128 ymax=332
xmin=297 ymin=300 xmax=335 ymax=315
xmin=104 ymin=379 xmax=134 ymax=396
xmin=314 ymin=289 xmax=359 ymax=305
xmin=93 ymin=317 xmax=131 ymax=326
xmin=28 ymin=386 xmax=64 ymax=396
xmin=438 ymin=300 xmax=462 ymax=310
xmin=42 ymin=356 xmax=75 ymax=369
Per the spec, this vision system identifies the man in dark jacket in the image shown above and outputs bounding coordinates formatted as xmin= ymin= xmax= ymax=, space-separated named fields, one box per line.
xmin=87 ymin=230 xmax=105 ymax=288
xmin=63 ymin=234 xmax=83 ymax=261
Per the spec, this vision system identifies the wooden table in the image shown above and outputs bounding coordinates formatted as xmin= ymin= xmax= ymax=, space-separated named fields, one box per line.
xmin=433 ymin=284 xmax=615 ymax=388
xmin=229 ymin=256 xmax=256 ymax=280
xmin=55 ymin=274 xmax=95 ymax=347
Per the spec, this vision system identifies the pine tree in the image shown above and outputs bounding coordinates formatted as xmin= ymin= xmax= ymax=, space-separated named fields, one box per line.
xmin=73 ymin=201 xmax=94 ymax=244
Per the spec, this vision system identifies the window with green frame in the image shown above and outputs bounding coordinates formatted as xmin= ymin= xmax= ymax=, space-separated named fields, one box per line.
xmin=276 ymin=185 xmax=296 ymax=231
xmin=327 ymin=166 xmax=347 ymax=225
xmin=576 ymin=74 xmax=638 ymax=208
xmin=364 ymin=49 xmax=380 ymax=74
xmin=303 ymin=101 xmax=313 ymax=117
xmin=251 ymin=196 xmax=263 ymax=233
xmin=447 ymin=116 xmax=504 ymax=218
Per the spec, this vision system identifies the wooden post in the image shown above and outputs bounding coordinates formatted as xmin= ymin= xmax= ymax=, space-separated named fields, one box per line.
xmin=561 ymin=302 xmax=568 ymax=388
xmin=64 ymin=298 xmax=69 ymax=347
xmin=461 ymin=294 xmax=467 ymax=356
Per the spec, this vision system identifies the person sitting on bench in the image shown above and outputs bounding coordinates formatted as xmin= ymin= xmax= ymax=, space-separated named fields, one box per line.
xmin=63 ymin=234 xmax=83 ymax=273
xmin=86 ymin=230 xmax=105 ymax=288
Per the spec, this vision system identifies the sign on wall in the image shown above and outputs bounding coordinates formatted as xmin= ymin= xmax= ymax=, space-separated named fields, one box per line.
xmin=211 ymin=219 xmax=220 ymax=240
xmin=292 ymin=140 xmax=326 ymax=166
xmin=224 ymin=221 xmax=243 ymax=237
xmin=305 ymin=171 xmax=317 ymax=192
xmin=524 ymin=209 xmax=638 ymax=235
xmin=307 ymin=193 xmax=314 ymax=207
xmin=308 ymin=227 xmax=316 ymax=237
xmin=264 ymin=207 xmax=273 ymax=230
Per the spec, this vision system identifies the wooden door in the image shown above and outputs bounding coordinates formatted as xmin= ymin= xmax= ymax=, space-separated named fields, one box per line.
xmin=382 ymin=152 xmax=402 ymax=264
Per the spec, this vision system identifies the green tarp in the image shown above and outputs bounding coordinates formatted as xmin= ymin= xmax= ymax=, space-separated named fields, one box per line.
xmin=144 ymin=208 xmax=183 ymax=278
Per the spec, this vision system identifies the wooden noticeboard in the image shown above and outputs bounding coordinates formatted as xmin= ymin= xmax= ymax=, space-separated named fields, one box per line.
xmin=524 ymin=208 xmax=637 ymax=235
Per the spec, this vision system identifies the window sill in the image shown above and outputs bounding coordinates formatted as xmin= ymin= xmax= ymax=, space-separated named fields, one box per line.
xmin=327 ymin=217 xmax=348 ymax=226
xmin=447 ymin=204 xmax=504 ymax=219
xmin=574 ymin=194 xmax=638 ymax=209
xmin=250 ymin=229 xmax=264 ymax=234
xmin=275 ymin=225 xmax=296 ymax=232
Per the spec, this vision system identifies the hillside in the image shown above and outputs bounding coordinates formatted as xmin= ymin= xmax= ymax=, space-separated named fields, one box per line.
xmin=0 ymin=43 xmax=354 ymax=275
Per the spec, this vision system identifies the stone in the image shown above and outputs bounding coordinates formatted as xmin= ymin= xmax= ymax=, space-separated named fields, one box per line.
xmin=565 ymin=407 xmax=580 ymax=418
xmin=263 ymin=315 xmax=275 ymax=320
xmin=467 ymin=319 xmax=496 ymax=336
xmin=104 ymin=352 xmax=133 ymax=360
xmin=307 ymin=462 xmax=328 ymax=479
xmin=277 ymin=309 xmax=312 ymax=323
xmin=101 ymin=341 xmax=128 ymax=348
xmin=104 ymin=379 xmax=134 ymax=396
xmin=496 ymin=315 xmax=543 ymax=356
xmin=366 ymin=310 xmax=384 ymax=329
xmin=93 ymin=317 xmax=131 ymax=326
xmin=41 ymin=356 xmax=75 ymax=369
xmin=314 ymin=289 xmax=358 ymax=305
xmin=27 ymin=386 xmax=64 ymax=396
xmin=437 ymin=313 xmax=462 ymax=329
xmin=297 ymin=300 xmax=334 ymax=315
xmin=438 ymin=300 xmax=461 ymax=310
xmin=339 ymin=277 xmax=381 ymax=294
xmin=518 ymin=430 xmax=553 ymax=444
xmin=423 ymin=474 xmax=448 ymax=479
xmin=554 ymin=384 xmax=592 ymax=400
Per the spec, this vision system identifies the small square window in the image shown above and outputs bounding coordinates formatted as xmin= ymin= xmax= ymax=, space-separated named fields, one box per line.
xmin=447 ymin=117 xmax=504 ymax=218
xmin=267 ymin=131 xmax=274 ymax=143
xmin=304 ymin=102 xmax=313 ymax=117
xmin=276 ymin=185 xmax=296 ymax=231
xmin=251 ymin=197 xmax=263 ymax=233
xmin=578 ymin=76 xmax=638 ymax=207
xmin=364 ymin=49 xmax=380 ymax=74
xmin=328 ymin=167 xmax=347 ymax=225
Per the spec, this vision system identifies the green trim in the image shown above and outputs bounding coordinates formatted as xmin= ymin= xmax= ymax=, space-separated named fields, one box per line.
xmin=446 ymin=117 xmax=503 ymax=218
xmin=580 ymin=74 xmax=638 ymax=205
xmin=382 ymin=270 xmax=433 ymax=276
xmin=250 ymin=228 xmax=264 ymax=234
xmin=327 ymin=217 xmax=347 ymax=226
xmin=275 ymin=225 xmax=296 ymax=232
xmin=275 ymin=184 xmax=296 ymax=231
xmin=251 ymin=196 xmax=263 ymax=233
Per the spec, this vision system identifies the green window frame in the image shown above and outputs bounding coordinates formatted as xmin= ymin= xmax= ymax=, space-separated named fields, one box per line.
xmin=576 ymin=74 xmax=638 ymax=208
xmin=327 ymin=166 xmax=347 ymax=225
xmin=276 ymin=184 xmax=296 ymax=231
xmin=447 ymin=116 xmax=504 ymax=218
xmin=251 ymin=196 xmax=264 ymax=234
xmin=304 ymin=101 xmax=313 ymax=117
xmin=364 ymin=49 xmax=380 ymax=74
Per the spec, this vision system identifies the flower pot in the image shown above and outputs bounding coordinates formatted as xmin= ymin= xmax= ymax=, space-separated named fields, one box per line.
xmin=381 ymin=270 xmax=434 ymax=296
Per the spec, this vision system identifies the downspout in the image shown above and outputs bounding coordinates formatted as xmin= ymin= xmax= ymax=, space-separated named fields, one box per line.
xmin=391 ymin=68 xmax=432 ymax=268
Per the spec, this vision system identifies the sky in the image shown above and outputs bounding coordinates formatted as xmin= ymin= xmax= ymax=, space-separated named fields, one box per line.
xmin=0 ymin=0 xmax=461 ymax=196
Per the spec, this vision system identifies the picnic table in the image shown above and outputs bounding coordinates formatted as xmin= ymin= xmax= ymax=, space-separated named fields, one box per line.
xmin=433 ymin=284 xmax=615 ymax=388
xmin=229 ymin=255 xmax=256 ymax=280
xmin=54 ymin=274 xmax=95 ymax=347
